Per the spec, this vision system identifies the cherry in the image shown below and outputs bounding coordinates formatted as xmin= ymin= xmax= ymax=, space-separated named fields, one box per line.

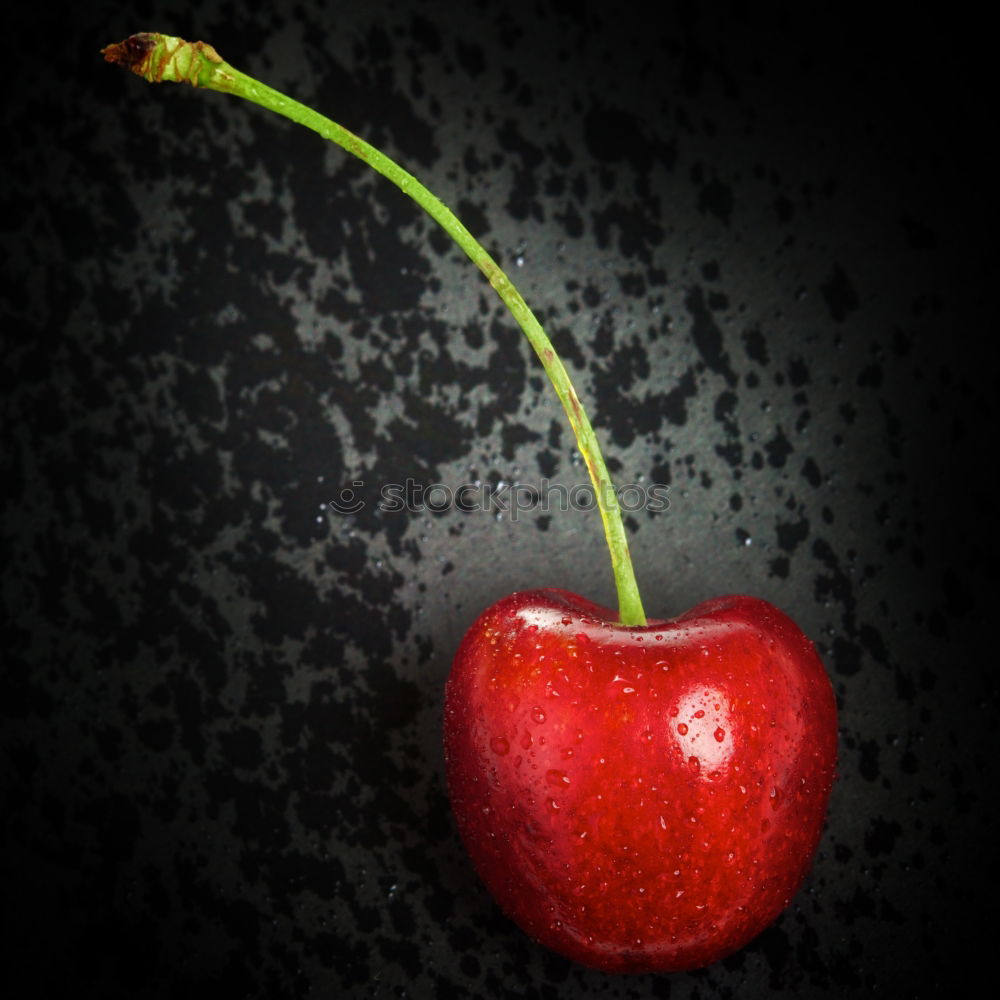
xmin=104 ymin=33 xmax=838 ymax=972
xmin=445 ymin=589 xmax=836 ymax=972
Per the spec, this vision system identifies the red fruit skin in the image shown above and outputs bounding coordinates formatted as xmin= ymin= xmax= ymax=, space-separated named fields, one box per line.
xmin=443 ymin=589 xmax=837 ymax=973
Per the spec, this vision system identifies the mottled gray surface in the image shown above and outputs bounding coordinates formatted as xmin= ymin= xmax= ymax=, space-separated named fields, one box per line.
xmin=2 ymin=1 xmax=995 ymax=997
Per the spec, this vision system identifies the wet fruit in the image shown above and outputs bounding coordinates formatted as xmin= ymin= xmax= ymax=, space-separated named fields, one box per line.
xmin=444 ymin=588 xmax=837 ymax=973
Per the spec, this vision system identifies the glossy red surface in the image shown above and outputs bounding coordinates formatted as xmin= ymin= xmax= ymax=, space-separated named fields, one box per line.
xmin=444 ymin=589 xmax=838 ymax=972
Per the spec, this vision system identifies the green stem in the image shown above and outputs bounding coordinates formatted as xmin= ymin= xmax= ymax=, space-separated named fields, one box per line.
xmin=102 ymin=32 xmax=647 ymax=627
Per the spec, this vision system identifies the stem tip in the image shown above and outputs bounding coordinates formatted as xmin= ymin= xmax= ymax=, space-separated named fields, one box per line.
xmin=101 ymin=33 xmax=224 ymax=86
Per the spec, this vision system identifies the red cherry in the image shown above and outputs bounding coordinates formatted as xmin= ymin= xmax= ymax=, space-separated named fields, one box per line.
xmin=102 ymin=43 xmax=840 ymax=973
xmin=444 ymin=588 xmax=837 ymax=973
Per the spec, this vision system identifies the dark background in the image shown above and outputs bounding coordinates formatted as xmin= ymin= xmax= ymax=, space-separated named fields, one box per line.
xmin=2 ymin=1 xmax=996 ymax=997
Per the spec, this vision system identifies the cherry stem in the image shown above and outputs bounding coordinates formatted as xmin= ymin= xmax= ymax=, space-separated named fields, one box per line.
xmin=102 ymin=33 xmax=648 ymax=627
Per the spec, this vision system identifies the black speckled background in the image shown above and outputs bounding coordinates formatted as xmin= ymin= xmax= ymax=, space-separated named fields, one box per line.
xmin=2 ymin=2 xmax=996 ymax=996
